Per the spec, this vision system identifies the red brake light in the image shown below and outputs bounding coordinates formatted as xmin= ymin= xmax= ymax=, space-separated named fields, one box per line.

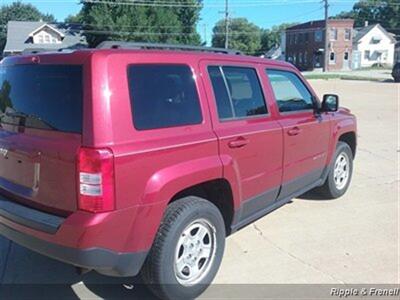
xmin=77 ymin=147 xmax=115 ymax=213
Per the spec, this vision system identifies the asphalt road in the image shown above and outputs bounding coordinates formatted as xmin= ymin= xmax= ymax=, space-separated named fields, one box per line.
xmin=0 ymin=79 xmax=398 ymax=299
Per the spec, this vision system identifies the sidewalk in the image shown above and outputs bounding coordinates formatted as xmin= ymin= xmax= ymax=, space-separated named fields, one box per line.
xmin=302 ymin=68 xmax=394 ymax=81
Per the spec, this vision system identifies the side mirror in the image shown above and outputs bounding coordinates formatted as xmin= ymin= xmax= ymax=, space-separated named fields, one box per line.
xmin=321 ymin=94 xmax=339 ymax=112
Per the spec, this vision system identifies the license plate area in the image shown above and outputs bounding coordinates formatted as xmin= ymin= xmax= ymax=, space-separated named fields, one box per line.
xmin=0 ymin=151 xmax=40 ymax=191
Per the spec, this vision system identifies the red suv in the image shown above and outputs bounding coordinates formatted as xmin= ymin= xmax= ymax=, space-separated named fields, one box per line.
xmin=0 ymin=43 xmax=356 ymax=300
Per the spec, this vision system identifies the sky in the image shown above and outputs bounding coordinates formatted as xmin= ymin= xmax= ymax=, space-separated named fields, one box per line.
xmin=2 ymin=0 xmax=357 ymax=44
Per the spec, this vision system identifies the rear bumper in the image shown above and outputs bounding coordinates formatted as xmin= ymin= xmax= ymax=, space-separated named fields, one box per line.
xmin=0 ymin=221 xmax=147 ymax=276
xmin=0 ymin=194 xmax=149 ymax=277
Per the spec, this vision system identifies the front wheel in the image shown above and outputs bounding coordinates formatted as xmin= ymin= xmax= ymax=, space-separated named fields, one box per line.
xmin=141 ymin=196 xmax=226 ymax=300
xmin=319 ymin=141 xmax=354 ymax=199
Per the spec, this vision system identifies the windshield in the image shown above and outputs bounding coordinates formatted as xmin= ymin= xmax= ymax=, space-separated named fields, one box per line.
xmin=0 ymin=64 xmax=83 ymax=133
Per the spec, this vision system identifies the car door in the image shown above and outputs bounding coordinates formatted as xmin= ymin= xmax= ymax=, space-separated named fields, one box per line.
xmin=200 ymin=61 xmax=283 ymax=223
xmin=265 ymin=68 xmax=331 ymax=200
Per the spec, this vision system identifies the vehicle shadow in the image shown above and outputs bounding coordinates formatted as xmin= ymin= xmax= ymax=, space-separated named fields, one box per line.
xmin=296 ymin=189 xmax=335 ymax=201
xmin=0 ymin=238 xmax=157 ymax=300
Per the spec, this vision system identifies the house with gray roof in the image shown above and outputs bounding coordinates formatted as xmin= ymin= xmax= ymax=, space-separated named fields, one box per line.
xmin=352 ymin=22 xmax=396 ymax=68
xmin=3 ymin=21 xmax=87 ymax=57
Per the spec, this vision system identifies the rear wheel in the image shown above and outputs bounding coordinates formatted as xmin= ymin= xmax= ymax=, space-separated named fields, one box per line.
xmin=141 ymin=196 xmax=225 ymax=300
xmin=318 ymin=141 xmax=353 ymax=199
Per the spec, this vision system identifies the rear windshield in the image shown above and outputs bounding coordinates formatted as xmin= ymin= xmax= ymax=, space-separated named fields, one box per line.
xmin=0 ymin=65 xmax=83 ymax=133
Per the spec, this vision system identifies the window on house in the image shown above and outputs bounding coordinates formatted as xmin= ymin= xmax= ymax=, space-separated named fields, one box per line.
xmin=364 ymin=50 xmax=370 ymax=60
xmin=330 ymin=28 xmax=338 ymax=41
xmin=329 ymin=52 xmax=336 ymax=64
xmin=344 ymin=52 xmax=349 ymax=60
xmin=44 ymin=34 xmax=50 ymax=43
xmin=315 ymin=30 xmax=323 ymax=42
xmin=344 ymin=28 xmax=351 ymax=41
xmin=382 ymin=50 xmax=388 ymax=61
xmin=266 ymin=69 xmax=314 ymax=113
xmin=208 ymin=66 xmax=267 ymax=119
xmin=38 ymin=35 xmax=44 ymax=44
xmin=127 ymin=64 xmax=202 ymax=130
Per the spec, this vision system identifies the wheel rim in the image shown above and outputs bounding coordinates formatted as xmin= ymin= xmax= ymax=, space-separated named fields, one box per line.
xmin=333 ymin=152 xmax=350 ymax=190
xmin=174 ymin=218 xmax=217 ymax=286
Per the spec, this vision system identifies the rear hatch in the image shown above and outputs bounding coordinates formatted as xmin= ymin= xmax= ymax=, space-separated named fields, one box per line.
xmin=0 ymin=63 xmax=83 ymax=214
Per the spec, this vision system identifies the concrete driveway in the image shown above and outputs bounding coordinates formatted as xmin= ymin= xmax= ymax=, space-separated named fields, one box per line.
xmin=0 ymin=80 xmax=398 ymax=298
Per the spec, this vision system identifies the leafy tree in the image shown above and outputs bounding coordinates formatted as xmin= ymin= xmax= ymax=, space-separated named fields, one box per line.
xmin=212 ymin=18 xmax=261 ymax=55
xmin=260 ymin=23 xmax=298 ymax=53
xmin=0 ymin=1 xmax=55 ymax=52
xmin=72 ymin=0 xmax=202 ymax=47
xmin=0 ymin=81 xmax=12 ymax=113
xmin=174 ymin=0 xmax=202 ymax=45
xmin=333 ymin=0 xmax=400 ymax=31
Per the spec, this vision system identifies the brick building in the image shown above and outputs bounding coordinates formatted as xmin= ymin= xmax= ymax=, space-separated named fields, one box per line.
xmin=285 ymin=19 xmax=354 ymax=71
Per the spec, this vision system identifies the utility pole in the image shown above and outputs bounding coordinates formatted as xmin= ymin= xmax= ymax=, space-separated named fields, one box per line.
xmin=202 ymin=24 xmax=207 ymax=45
xmin=323 ymin=0 xmax=329 ymax=72
xmin=224 ymin=0 xmax=229 ymax=49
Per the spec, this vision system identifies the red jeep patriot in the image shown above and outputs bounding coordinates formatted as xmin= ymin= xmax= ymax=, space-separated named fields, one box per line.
xmin=0 ymin=43 xmax=356 ymax=300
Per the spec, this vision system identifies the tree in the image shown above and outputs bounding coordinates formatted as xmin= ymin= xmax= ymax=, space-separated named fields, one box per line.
xmin=0 ymin=1 xmax=55 ymax=52
xmin=260 ymin=23 xmax=298 ymax=53
xmin=174 ymin=0 xmax=202 ymax=45
xmin=212 ymin=18 xmax=261 ymax=55
xmin=71 ymin=0 xmax=203 ymax=47
xmin=333 ymin=0 xmax=400 ymax=31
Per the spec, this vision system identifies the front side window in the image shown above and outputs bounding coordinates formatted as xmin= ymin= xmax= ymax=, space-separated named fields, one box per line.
xmin=266 ymin=69 xmax=314 ymax=113
xmin=128 ymin=64 xmax=202 ymax=130
xmin=208 ymin=66 xmax=267 ymax=120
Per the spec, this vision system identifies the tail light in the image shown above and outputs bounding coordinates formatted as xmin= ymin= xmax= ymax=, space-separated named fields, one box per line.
xmin=77 ymin=147 xmax=115 ymax=213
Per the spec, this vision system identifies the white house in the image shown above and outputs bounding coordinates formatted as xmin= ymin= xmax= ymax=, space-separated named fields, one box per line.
xmin=3 ymin=21 xmax=87 ymax=57
xmin=353 ymin=23 xmax=396 ymax=68
xmin=261 ymin=32 xmax=286 ymax=61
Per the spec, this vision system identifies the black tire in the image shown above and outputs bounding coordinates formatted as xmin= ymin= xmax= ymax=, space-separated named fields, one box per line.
xmin=141 ymin=196 xmax=226 ymax=300
xmin=318 ymin=141 xmax=353 ymax=199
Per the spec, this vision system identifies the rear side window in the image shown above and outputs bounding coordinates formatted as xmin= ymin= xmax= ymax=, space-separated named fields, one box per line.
xmin=0 ymin=65 xmax=83 ymax=133
xmin=208 ymin=66 xmax=267 ymax=120
xmin=128 ymin=64 xmax=202 ymax=130
xmin=266 ymin=69 xmax=314 ymax=113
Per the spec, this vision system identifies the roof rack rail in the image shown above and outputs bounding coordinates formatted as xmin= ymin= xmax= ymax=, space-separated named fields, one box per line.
xmin=21 ymin=48 xmax=74 ymax=55
xmin=96 ymin=41 xmax=242 ymax=55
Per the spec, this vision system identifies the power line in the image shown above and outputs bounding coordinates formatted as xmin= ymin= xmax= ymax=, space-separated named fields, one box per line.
xmin=81 ymin=0 xmax=327 ymax=8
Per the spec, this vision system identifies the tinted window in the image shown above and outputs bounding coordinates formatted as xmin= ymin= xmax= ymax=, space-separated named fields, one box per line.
xmin=128 ymin=65 xmax=202 ymax=130
xmin=208 ymin=66 xmax=233 ymax=119
xmin=208 ymin=66 xmax=267 ymax=120
xmin=0 ymin=65 xmax=83 ymax=133
xmin=266 ymin=70 xmax=314 ymax=113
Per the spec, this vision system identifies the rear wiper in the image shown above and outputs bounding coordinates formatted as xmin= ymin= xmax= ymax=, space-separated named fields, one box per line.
xmin=5 ymin=111 xmax=57 ymax=130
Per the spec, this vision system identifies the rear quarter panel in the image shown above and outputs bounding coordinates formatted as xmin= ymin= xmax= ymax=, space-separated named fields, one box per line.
xmin=87 ymin=51 xmax=227 ymax=250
